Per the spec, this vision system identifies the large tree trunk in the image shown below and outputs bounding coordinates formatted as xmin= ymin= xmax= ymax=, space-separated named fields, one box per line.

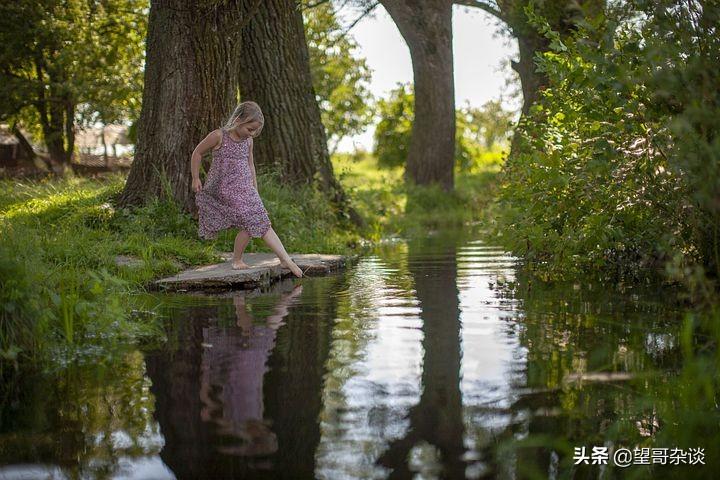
xmin=238 ymin=0 xmax=363 ymax=226
xmin=511 ymin=32 xmax=548 ymax=115
xmin=380 ymin=0 xmax=456 ymax=191
xmin=118 ymin=0 xmax=246 ymax=213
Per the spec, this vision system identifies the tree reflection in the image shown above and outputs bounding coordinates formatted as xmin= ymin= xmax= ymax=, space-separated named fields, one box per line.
xmin=485 ymin=268 xmax=687 ymax=478
xmin=376 ymin=236 xmax=466 ymax=478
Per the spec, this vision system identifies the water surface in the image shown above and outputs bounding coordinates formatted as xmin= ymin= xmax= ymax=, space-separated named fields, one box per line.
xmin=0 ymin=230 xmax=700 ymax=479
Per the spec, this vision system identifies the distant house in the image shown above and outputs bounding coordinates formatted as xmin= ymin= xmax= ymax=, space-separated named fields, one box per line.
xmin=1 ymin=124 xmax=134 ymax=172
xmin=75 ymin=124 xmax=133 ymax=160
xmin=0 ymin=125 xmax=34 ymax=167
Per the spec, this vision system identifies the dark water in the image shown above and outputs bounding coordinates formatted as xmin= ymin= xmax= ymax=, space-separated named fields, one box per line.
xmin=0 ymin=230 xmax=710 ymax=479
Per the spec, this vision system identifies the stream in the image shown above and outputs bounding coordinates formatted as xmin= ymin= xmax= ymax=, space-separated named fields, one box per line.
xmin=0 ymin=228 xmax=702 ymax=479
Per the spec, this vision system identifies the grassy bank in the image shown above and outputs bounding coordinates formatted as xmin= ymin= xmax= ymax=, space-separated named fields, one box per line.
xmin=0 ymin=153 xmax=502 ymax=371
xmin=333 ymin=149 xmax=503 ymax=239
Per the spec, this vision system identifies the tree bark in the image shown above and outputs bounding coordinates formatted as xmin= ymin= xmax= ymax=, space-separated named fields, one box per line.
xmin=101 ymin=125 xmax=109 ymax=166
xmin=32 ymin=58 xmax=74 ymax=170
xmin=380 ymin=0 xmax=456 ymax=191
xmin=118 ymin=0 xmax=247 ymax=213
xmin=238 ymin=0 xmax=363 ymax=226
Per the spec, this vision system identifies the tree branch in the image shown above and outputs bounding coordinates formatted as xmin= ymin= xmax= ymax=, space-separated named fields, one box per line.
xmin=453 ymin=0 xmax=503 ymax=21
xmin=299 ymin=0 xmax=333 ymax=10
xmin=333 ymin=1 xmax=379 ymax=44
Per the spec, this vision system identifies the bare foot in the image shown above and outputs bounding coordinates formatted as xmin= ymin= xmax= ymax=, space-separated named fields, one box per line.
xmin=232 ymin=260 xmax=251 ymax=270
xmin=280 ymin=259 xmax=303 ymax=278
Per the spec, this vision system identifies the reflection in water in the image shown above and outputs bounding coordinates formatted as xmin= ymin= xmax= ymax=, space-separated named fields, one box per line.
xmin=314 ymin=232 xmax=521 ymax=479
xmin=198 ymin=286 xmax=302 ymax=457
xmin=375 ymin=237 xmax=466 ymax=477
xmin=0 ymin=350 xmax=172 ymax=479
xmin=0 ymin=230 xmax=706 ymax=479
xmin=145 ymin=278 xmax=337 ymax=479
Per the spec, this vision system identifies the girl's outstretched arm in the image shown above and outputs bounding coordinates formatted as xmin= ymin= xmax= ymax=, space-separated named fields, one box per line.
xmin=190 ymin=129 xmax=222 ymax=192
xmin=248 ymin=137 xmax=258 ymax=190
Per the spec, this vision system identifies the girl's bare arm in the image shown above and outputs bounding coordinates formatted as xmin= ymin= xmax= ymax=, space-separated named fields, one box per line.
xmin=190 ymin=129 xmax=222 ymax=182
xmin=249 ymin=137 xmax=258 ymax=190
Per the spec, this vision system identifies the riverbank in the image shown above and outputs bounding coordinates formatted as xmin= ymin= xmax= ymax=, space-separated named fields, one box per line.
xmin=0 ymin=152 xmax=502 ymax=371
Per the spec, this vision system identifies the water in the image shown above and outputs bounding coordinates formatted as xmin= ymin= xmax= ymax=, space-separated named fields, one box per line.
xmin=0 ymin=230 xmax=708 ymax=479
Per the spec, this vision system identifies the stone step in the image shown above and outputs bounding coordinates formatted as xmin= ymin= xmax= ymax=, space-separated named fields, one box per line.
xmin=153 ymin=252 xmax=353 ymax=292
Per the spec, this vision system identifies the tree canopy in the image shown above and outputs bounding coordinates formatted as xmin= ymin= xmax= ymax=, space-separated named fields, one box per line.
xmin=303 ymin=1 xmax=374 ymax=154
xmin=0 ymin=0 xmax=147 ymax=166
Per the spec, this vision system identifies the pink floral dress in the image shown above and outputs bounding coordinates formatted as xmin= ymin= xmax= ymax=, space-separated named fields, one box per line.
xmin=196 ymin=129 xmax=272 ymax=239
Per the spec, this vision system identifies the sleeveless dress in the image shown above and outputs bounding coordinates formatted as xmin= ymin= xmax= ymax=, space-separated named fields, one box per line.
xmin=195 ymin=130 xmax=272 ymax=239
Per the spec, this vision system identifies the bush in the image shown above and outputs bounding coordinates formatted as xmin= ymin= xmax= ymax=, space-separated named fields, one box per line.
xmin=493 ymin=0 xmax=719 ymax=283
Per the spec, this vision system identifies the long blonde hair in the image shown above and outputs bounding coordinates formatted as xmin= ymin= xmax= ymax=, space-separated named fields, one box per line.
xmin=223 ymin=100 xmax=265 ymax=137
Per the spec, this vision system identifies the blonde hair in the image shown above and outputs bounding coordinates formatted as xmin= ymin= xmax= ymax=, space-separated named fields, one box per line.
xmin=223 ymin=100 xmax=264 ymax=137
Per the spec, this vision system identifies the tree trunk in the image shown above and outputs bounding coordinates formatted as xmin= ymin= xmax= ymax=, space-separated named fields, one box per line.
xmin=11 ymin=123 xmax=36 ymax=163
xmin=380 ymin=0 xmax=456 ymax=191
xmin=118 ymin=0 xmax=246 ymax=213
xmin=238 ymin=0 xmax=363 ymax=226
xmin=511 ymin=33 xmax=548 ymax=115
xmin=40 ymin=95 xmax=73 ymax=168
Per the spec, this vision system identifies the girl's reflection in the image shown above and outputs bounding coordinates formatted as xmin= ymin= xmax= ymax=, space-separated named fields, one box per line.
xmin=199 ymin=284 xmax=303 ymax=456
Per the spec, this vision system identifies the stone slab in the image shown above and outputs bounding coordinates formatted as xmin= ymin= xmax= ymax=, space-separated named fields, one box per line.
xmin=153 ymin=252 xmax=353 ymax=292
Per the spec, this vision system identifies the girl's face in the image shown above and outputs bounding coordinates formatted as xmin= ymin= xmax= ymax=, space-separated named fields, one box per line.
xmin=235 ymin=120 xmax=262 ymax=138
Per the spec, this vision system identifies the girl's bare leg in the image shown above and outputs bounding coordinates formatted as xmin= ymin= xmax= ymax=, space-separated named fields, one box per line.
xmin=261 ymin=227 xmax=303 ymax=277
xmin=232 ymin=230 xmax=251 ymax=269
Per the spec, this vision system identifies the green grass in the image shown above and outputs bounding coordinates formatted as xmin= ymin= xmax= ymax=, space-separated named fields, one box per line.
xmin=333 ymin=149 xmax=503 ymax=240
xmin=1 ymin=151 xmax=502 ymax=371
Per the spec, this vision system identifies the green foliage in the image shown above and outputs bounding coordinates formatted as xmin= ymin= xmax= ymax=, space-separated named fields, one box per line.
xmin=373 ymin=84 xmax=415 ymax=169
xmin=333 ymin=150 xmax=501 ymax=240
xmin=464 ymin=99 xmax=516 ymax=150
xmin=303 ymin=1 xmax=374 ymax=152
xmin=0 ymin=170 xmax=361 ymax=370
xmin=0 ymin=0 xmax=147 ymax=156
xmin=493 ymin=0 xmax=720 ymax=283
xmin=374 ymin=84 xmax=513 ymax=171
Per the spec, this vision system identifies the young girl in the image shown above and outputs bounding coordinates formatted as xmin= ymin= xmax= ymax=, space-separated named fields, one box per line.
xmin=191 ymin=101 xmax=303 ymax=277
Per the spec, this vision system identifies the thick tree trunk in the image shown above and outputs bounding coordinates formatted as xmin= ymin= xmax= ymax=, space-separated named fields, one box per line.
xmin=31 ymin=58 xmax=72 ymax=171
xmin=118 ymin=0 xmax=246 ymax=213
xmin=380 ymin=0 xmax=456 ymax=191
xmin=238 ymin=0 xmax=363 ymax=226
xmin=40 ymin=97 xmax=73 ymax=167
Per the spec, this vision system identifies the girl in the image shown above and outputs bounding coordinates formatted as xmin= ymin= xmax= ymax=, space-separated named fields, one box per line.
xmin=191 ymin=101 xmax=303 ymax=277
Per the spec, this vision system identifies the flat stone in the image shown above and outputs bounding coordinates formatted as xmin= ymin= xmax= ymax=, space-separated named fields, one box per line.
xmin=153 ymin=252 xmax=353 ymax=292
xmin=115 ymin=255 xmax=144 ymax=268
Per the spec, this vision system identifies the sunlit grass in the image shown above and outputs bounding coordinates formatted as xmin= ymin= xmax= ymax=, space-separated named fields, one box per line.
xmin=0 ymin=169 xmax=364 ymax=370
xmin=332 ymin=149 xmax=504 ymax=239
xmin=1 ymin=149 xmax=503 ymax=371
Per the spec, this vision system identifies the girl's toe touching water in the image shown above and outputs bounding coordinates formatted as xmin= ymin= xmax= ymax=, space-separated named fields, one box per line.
xmin=190 ymin=100 xmax=303 ymax=277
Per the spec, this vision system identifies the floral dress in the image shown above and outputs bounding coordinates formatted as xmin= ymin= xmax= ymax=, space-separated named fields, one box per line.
xmin=196 ymin=129 xmax=271 ymax=239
